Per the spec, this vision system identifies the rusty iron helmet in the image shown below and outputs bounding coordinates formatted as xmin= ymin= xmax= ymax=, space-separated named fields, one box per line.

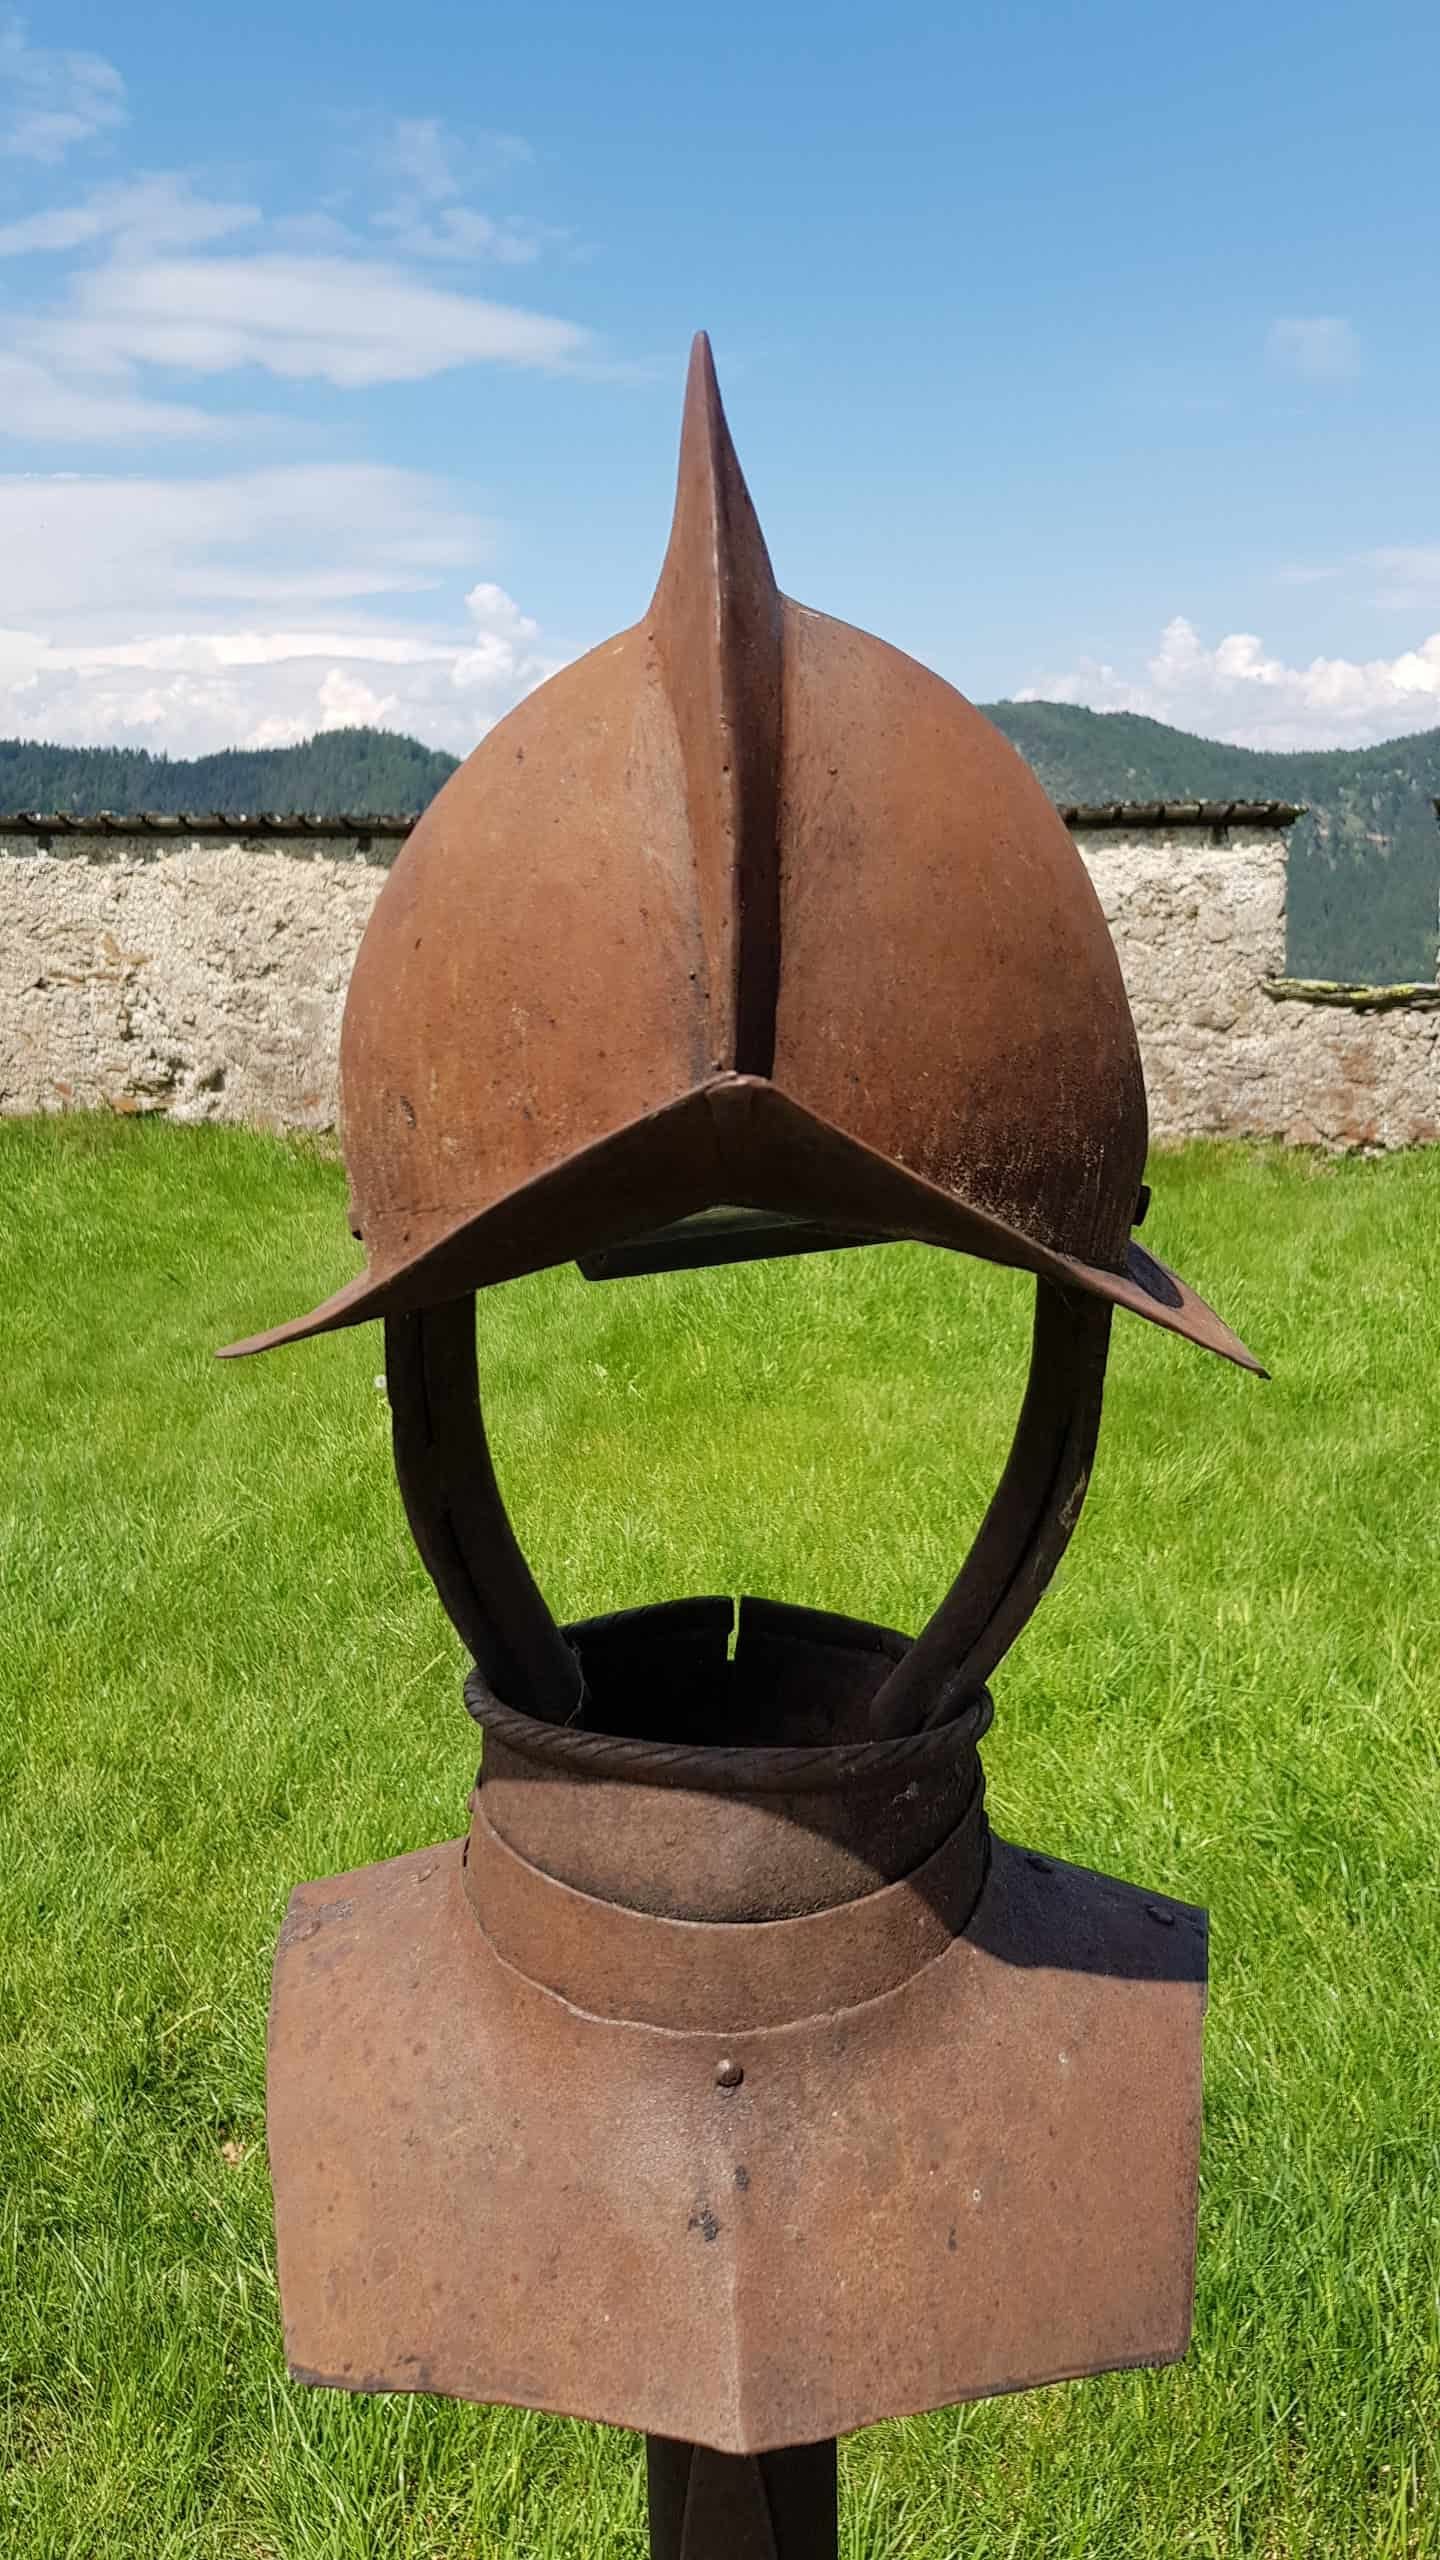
xmin=250 ymin=340 xmax=1236 ymax=2473
xmin=222 ymin=334 xmax=1257 ymax=1379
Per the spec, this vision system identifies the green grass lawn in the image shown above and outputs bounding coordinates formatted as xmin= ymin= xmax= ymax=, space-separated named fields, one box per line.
xmin=2 ymin=1116 xmax=1439 ymax=2558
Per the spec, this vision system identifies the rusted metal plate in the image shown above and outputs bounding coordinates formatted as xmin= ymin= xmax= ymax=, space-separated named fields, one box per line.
xmin=464 ymin=1771 xmax=987 ymax=2026
xmin=219 ymin=335 xmax=1258 ymax=1378
xmin=268 ymin=1817 xmax=1205 ymax=2455
xmin=469 ymin=1595 xmax=990 ymax=1913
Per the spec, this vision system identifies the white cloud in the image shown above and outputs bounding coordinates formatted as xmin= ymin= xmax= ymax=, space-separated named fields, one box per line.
xmin=1269 ymin=546 xmax=1440 ymax=610
xmin=0 ymin=351 xmax=215 ymax=439
xmin=0 ymin=461 xmax=486 ymax=625
xmin=451 ymin=580 xmax=545 ymax=687
xmin=0 ymin=172 xmax=259 ymax=258
xmin=1266 ymin=315 xmax=1361 ymax=382
xmin=0 ymin=16 xmax=125 ymax=161
xmin=33 ymin=249 xmax=588 ymax=386
xmin=1367 ymin=547 xmax=1440 ymax=607
xmin=0 ymin=73 xmax=593 ymax=747
xmin=374 ymin=202 xmax=548 ymax=265
xmin=370 ymin=115 xmax=549 ymax=265
xmin=0 ymin=586 xmax=558 ymax=754
xmin=1016 ymin=614 xmax=1440 ymax=750
xmin=0 ymin=91 xmax=590 ymax=444
xmin=0 ymin=463 xmax=559 ymax=753
xmin=378 ymin=115 xmax=533 ymax=201
xmin=382 ymin=116 xmax=461 ymax=204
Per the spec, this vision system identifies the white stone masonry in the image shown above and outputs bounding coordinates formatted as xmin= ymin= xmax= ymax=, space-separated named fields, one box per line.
xmin=2 ymin=813 xmax=1439 ymax=1149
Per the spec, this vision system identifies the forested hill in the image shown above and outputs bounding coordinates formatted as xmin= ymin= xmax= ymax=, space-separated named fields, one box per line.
xmin=986 ymin=704 xmax=1440 ymax=981
xmin=0 ymin=727 xmax=457 ymax=822
xmin=5 ymin=708 xmax=1439 ymax=981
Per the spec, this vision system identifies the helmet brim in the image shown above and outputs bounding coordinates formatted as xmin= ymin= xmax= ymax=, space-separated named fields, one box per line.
xmin=217 ymin=1075 xmax=1263 ymax=1376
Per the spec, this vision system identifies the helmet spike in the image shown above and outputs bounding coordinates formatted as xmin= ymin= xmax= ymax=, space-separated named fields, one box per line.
xmin=648 ymin=333 xmax=783 ymax=1076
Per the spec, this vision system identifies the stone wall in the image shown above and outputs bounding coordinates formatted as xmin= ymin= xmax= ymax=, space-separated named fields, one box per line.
xmin=1083 ymin=821 xmax=1440 ymax=1151
xmin=3 ymin=811 xmax=1439 ymax=1148
xmin=0 ymin=830 xmax=386 ymax=1128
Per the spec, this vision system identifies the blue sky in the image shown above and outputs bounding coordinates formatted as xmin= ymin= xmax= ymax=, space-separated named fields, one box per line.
xmin=2 ymin=0 xmax=1438 ymax=755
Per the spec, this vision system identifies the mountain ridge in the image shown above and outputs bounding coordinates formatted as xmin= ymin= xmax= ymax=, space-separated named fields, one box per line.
xmin=4 ymin=709 xmax=1438 ymax=981
xmin=986 ymin=703 xmax=1440 ymax=980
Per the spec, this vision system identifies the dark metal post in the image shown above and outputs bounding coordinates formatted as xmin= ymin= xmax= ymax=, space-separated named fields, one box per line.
xmin=646 ymin=2437 xmax=838 ymax=2560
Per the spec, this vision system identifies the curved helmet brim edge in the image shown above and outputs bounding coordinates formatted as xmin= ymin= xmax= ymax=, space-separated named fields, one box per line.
xmin=215 ymin=1075 xmax=1265 ymax=1378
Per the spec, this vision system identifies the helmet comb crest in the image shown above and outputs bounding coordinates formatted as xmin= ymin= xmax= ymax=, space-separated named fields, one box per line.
xmin=649 ymin=333 xmax=783 ymax=1078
